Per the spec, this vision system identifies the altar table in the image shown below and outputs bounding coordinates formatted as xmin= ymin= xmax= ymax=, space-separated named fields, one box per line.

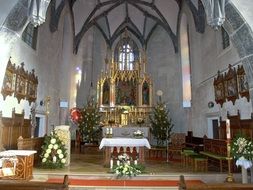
xmin=99 ymin=138 xmax=151 ymax=167
xmin=0 ymin=150 xmax=37 ymax=180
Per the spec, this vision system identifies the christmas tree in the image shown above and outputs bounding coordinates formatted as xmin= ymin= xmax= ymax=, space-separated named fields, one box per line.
xmin=149 ymin=102 xmax=173 ymax=146
xmin=40 ymin=131 xmax=67 ymax=169
xmin=78 ymin=99 xmax=101 ymax=143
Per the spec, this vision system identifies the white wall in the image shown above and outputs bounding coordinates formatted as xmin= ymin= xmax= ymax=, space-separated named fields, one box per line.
xmin=184 ymin=2 xmax=252 ymax=137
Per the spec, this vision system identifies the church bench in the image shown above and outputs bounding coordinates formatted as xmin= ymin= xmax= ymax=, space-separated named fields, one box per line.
xmin=199 ymin=137 xmax=228 ymax=172
xmin=0 ymin=175 xmax=69 ymax=190
xmin=185 ymin=131 xmax=204 ymax=152
xmin=178 ymin=175 xmax=253 ymax=190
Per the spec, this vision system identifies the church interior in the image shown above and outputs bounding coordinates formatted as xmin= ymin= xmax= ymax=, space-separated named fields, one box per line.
xmin=1 ymin=0 xmax=253 ymax=189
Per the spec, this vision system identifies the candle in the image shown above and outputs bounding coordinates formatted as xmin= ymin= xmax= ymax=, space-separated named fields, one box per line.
xmin=53 ymin=156 xmax=56 ymax=163
xmin=117 ymin=160 xmax=120 ymax=166
xmin=110 ymin=159 xmax=113 ymax=169
xmin=110 ymin=128 xmax=113 ymax=135
xmin=226 ymin=119 xmax=231 ymax=139
xmin=106 ymin=128 xmax=109 ymax=134
xmin=134 ymin=160 xmax=137 ymax=165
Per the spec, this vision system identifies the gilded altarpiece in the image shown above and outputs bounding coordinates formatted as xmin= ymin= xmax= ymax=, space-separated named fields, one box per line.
xmin=97 ymin=53 xmax=153 ymax=126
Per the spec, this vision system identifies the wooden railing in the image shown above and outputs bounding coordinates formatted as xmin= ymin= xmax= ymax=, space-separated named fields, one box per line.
xmin=179 ymin=175 xmax=253 ymax=190
xmin=0 ymin=175 xmax=69 ymax=190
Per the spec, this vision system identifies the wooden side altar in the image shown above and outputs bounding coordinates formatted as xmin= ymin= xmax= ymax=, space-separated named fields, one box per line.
xmin=0 ymin=150 xmax=37 ymax=180
xmin=99 ymin=137 xmax=151 ymax=167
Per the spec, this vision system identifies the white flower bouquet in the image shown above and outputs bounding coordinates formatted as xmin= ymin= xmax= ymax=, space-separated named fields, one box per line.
xmin=133 ymin=130 xmax=144 ymax=138
xmin=40 ymin=131 xmax=67 ymax=169
xmin=113 ymin=153 xmax=143 ymax=178
xmin=231 ymin=134 xmax=253 ymax=161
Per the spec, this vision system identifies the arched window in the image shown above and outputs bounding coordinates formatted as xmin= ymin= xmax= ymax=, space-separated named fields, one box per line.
xmin=180 ymin=14 xmax=191 ymax=108
xmin=114 ymin=31 xmax=139 ymax=70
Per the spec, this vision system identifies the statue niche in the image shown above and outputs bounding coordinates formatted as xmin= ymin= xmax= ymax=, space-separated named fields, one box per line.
xmin=102 ymin=79 xmax=110 ymax=105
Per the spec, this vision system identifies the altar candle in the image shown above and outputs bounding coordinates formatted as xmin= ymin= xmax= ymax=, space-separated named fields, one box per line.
xmin=226 ymin=119 xmax=231 ymax=139
xmin=106 ymin=128 xmax=109 ymax=134
xmin=110 ymin=159 xmax=113 ymax=169
xmin=53 ymin=156 xmax=56 ymax=163
xmin=110 ymin=128 xmax=113 ymax=135
xmin=134 ymin=160 xmax=137 ymax=165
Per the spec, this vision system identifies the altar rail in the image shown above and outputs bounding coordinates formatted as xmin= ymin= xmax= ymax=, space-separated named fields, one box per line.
xmin=0 ymin=175 xmax=69 ymax=190
xmin=219 ymin=112 xmax=253 ymax=140
xmin=0 ymin=109 xmax=31 ymax=149
xmin=179 ymin=175 xmax=253 ymax=190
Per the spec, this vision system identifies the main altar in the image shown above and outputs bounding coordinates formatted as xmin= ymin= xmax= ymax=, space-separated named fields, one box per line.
xmin=97 ymin=33 xmax=153 ymax=127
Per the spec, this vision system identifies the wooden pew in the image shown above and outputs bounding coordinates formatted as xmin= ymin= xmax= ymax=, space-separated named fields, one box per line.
xmin=199 ymin=137 xmax=227 ymax=172
xmin=0 ymin=175 xmax=69 ymax=190
xmin=185 ymin=131 xmax=204 ymax=152
xmin=179 ymin=175 xmax=253 ymax=190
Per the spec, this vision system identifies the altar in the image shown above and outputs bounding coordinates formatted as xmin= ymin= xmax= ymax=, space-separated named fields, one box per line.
xmin=0 ymin=150 xmax=37 ymax=180
xmin=99 ymin=137 xmax=151 ymax=167
xmin=102 ymin=126 xmax=149 ymax=138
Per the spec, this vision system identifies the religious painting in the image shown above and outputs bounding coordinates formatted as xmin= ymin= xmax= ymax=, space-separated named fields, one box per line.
xmin=142 ymin=81 xmax=149 ymax=105
xmin=213 ymin=70 xmax=225 ymax=106
xmin=102 ymin=79 xmax=110 ymax=105
xmin=115 ymin=80 xmax=137 ymax=106
xmin=15 ymin=63 xmax=27 ymax=103
xmin=26 ymin=69 xmax=38 ymax=105
xmin=237 ymin=65 xmax=249 ymax=101
xmin=1 ymin=59 xmax=16 ymax=100
xmin=224 ymin=64 xmax=238 ymax=104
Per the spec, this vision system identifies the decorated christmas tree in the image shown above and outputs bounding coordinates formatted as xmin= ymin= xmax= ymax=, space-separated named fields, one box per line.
xmin=149 ymin=101 xmax=173 ymax=146
xmin=40 ymin=131 xmax=67 ymax=169
xmin=78 ymin=99 xmax=101 ymax=143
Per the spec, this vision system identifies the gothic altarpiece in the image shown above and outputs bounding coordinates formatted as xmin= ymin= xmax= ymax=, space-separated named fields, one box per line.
xmin=97 ymin=39 xmax=153 ymax=127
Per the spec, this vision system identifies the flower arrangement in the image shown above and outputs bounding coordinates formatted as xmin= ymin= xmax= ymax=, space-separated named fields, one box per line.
xmin=133 ymin=130 xmax=144 ymax=138
xmin=40 ymin=131 xmax=67 ymax=169
xmin=113 ymin=153 xmax=143 ymax=178
xmin=231 ymin=134 xmax=253 ymax=161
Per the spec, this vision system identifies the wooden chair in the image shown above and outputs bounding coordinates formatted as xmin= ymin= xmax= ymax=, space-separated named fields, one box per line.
xmin=168 ymin=133 xmax=185 ymax=160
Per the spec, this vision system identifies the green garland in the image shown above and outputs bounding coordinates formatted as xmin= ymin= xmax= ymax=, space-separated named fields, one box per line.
xmin=40 ymin=131 xmax=67 ymax=169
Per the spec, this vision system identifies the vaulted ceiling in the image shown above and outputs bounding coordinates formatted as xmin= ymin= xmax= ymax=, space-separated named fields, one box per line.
xmin=50 ymin=0 xmax=205 ymax=53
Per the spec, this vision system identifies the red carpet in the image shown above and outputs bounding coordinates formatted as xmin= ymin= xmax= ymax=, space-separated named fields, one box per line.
xmin=47 ymin=178 xmax=204 ymax=187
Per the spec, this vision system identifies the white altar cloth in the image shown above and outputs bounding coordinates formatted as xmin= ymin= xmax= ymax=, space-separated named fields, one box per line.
xmin=99 ymin=137 xmax=151 ymax=149
xmin=0 ymin=150 xmax=37 ymax=156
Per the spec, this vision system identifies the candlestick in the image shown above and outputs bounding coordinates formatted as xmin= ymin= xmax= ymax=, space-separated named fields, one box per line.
xmin=226 ymin=119 xmax=231 ymax=139
xmin=110 ymin=159 xmax=113 ymax=169
xmin=53 ymin=156 xmax=56 ymax=163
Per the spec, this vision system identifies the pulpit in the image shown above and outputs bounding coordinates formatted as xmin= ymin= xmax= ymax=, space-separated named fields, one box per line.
xmin=99 ymin=137 xmax=151 ymax=167
xmin=0 ymin=150 xmax=36 ymax=180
